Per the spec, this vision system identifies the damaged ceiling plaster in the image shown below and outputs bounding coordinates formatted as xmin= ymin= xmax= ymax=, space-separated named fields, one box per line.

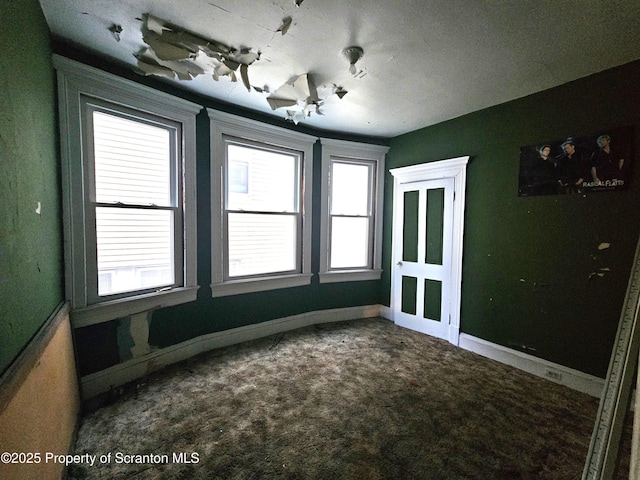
xmin=40 ymin=0 xmax=640 ymax=137
xmin=135 ymin=13 xmax=351 ymax=125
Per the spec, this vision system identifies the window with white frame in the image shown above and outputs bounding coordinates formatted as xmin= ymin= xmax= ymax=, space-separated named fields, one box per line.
xmin=91 ymin=107 xmax=180 ymax=298
xmin=209 ymin=110 xmax=316 ymax=297
xmin=225 ymin=140 xmax=301 ymax=278
xmin=53 ymin=55 xmax=200 ymax=326
xmin=319 ymin=138 xmax=389 ymax=283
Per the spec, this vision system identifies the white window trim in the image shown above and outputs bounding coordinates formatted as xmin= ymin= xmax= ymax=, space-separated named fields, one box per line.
xmin=208 ymin=109 xmax=316 ymax=297
xmin=319 ymin=138 xmax=389 ymax=283
xmin=53 ymin=55 xmax=201 ymax=327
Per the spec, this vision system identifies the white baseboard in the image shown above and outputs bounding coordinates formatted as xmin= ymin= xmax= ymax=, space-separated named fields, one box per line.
xmin=379 ymin=304 xmax=392 ymax=320
xmin=80 ymin=305 xmax=605 ymax=400
xmin=458 ymin=333 xmax=604 ymax=398
xmin=80 ymin=304 xmax=382 ymax=400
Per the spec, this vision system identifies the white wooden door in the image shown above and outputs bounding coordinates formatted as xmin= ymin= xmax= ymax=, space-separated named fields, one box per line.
xmin=391 ymin=177 xmax=454 ymax=339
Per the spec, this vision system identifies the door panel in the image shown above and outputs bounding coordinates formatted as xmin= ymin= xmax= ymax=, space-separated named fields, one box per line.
xmin=402 ymin=190 xmax=419 ymax=262
xmin=392 ymin=177 xmax=454 ymax=339
xmin=424 ymin=279 xmax=442 ymax=321
xmin=401 ymin=275 xmax=417 ymax=315
xmin=425 ymin=187 xmax=444 ymax=265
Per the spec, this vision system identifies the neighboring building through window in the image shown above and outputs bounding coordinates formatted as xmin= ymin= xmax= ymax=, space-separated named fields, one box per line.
xmin=91 ymin=108 xmax=179 ymax=297
xmin=319 ymin=138 xmax=389 ymax=283
xmin=54 ymin=55 xmax=200 ymax=326
xmin=209 ymin=110 xmax=316 ymax=297
xmin=225 ymin=140 xmax=301 ymax=279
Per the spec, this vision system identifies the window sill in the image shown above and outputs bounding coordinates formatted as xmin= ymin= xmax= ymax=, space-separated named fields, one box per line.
xmin=211 ymin=273 xmax=313 ymax=297
xmin=318 ymin=269 xmax=383 ymax=284
xmin=71 ymin=286 xmax=200 ymax=328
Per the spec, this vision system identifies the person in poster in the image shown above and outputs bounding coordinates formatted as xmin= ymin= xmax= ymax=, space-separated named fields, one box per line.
xmin=590 ymin=134 xmax=625 ymax=184
xmin=555 ymin=137 xmax=590 ymax=194
xmin=518 ymin=126 xmax=633 ymax=196
xmin=519 ymin=144 xmax=560 ymax=195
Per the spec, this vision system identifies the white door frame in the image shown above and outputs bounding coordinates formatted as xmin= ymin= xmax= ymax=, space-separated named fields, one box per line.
xmin=389 ymin=156 xmax=469 ymax=345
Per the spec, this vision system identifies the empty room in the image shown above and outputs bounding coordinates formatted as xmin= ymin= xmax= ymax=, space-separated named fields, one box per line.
xmin=2 ymin=1 xmax=640 ymax=478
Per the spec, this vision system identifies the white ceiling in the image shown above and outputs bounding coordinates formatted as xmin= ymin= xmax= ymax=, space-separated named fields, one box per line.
xmin=39 ymin=0 xmax=640 ymax=138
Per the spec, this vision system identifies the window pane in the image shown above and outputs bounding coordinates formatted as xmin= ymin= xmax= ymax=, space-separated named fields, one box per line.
xmin=96 ymin=207 xmax=174 ymax=295
xmin=330 ymin=217 xmax=369 ymax=268
xmin=228 ymin=213 xmax=297 ymax=277
xmin=93 ymin=111 xmax=172 ymax=206
xmin=227 ymin=144 xmax=298 ymax=212
xmin=331 ymin=162 xmax=370 ymax=215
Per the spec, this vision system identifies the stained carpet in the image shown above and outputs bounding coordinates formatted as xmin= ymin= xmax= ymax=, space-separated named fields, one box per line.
xmin=68 ymin=317 xmax=631 ymax=479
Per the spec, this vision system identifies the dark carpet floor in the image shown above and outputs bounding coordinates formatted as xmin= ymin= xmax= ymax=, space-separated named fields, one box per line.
xmin=68 ymin=317 xmax=631 ymax=479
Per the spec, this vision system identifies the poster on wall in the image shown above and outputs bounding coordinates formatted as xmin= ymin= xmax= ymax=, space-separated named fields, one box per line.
xmin=518 ymin=126 xmax=634 ymax=196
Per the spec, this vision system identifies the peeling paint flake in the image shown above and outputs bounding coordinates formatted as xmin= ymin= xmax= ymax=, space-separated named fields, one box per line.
xmin=222 ymin=59 xmax=241 ymax=71
xmin=162 ymin=58 xmax=205 ymax=78
xmin=132 ymin=11 xmax=347 ymax=127
xmin=143 ymin=31 xmax=193 ymax=61
xmin=135 ymin=55 xmax=176 ymax=79
xmin=240 ymin=64 xmax=251 ymax=92
xmin=137 ymin=13 xmax=259 ymax=86
xmin=266 ymin=97 xmax=298 ymax=110
xmin=335 ymin=86 xmax=348 ymax=99
xmin=589 ymin=271 xmax=608 ymax=279
xmin=278 ymin=16 xmax=293 ymax=35
xmin=266 ymin=73 xmax=325 ymax=123
xmin=108 ymin=24 xmax=122 ymax=42
xmin=598 ymin=242 xmax=611 ymax=250
xmin=144 ymin=14 xmax=171 ymax=35
xmin=236 ymin=49 xmax=260 ymax=65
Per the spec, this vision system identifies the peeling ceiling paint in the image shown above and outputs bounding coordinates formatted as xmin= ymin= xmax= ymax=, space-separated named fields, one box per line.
xmin=136 ymin=14 xmax=260 ymax=84
xmin=40 ymin=0 xmax=640 ymax=137
xmin=135 ymin=14 xmax=350 ymax=125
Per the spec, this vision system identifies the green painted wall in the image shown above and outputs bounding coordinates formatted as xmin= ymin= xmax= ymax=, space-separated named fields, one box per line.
xmin=382 ymin=61 xmax=640 ymax=378
xmin=0 ymin=0 xmax=63 ymax=375
xmin=52 ymin=44 xmax=639 ymax=381
xmin=53 ymin=45 xmax=388 ymax=376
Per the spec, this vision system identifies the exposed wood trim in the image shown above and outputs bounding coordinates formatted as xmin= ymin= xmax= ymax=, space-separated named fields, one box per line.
xmin=0 ymin=302 xmax=70 ymax=414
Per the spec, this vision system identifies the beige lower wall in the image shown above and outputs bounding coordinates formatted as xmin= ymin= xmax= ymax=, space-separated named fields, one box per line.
xmin=0 ymin=304 xmax=80 ymax=480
